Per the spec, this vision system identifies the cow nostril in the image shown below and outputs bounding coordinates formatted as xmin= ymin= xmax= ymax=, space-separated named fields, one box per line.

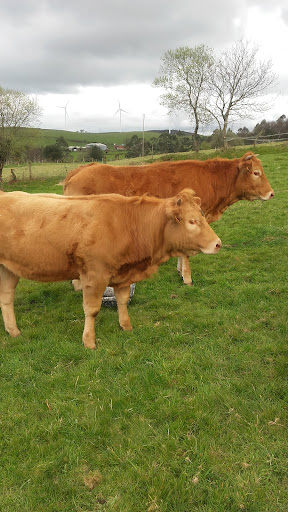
xmin=270 ymin=192 xmax=274 ymax=198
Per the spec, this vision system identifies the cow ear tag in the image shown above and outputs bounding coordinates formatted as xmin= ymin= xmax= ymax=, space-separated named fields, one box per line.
xmin=238 ymin=161 xmax=251 ymax=174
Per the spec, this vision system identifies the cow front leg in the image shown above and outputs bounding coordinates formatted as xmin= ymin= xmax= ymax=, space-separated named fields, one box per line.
xmin=177 ymin=257 xmax=183 ymax=276
xmin=0 ymin=265 xmax=20 ymax=337
xmin=72 ymin=278 xmax=82 ymax=291
xmin=81 ymin=277 xmax=107 ymax=349
xmin=179 ymin=256 xmax=193 ymax=286
xmin=113 ymin=285 xmax=132 ymax=331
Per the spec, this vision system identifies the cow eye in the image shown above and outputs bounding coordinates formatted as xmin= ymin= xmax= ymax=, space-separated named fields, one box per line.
xmin=189 ymin=219 xmax=198 ymax=225
xmin=253 ymin=169 xmax=262 ymax=177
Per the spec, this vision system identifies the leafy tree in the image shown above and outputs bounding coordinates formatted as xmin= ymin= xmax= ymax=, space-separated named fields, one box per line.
xmin=153 ymin=45 xmax=214 ymax=149
xmin=237 ymin=127 xmax=252 ymax=137
xmin=157 ymin=132 xmax=179 ymax=153
xmin=252 ymin=115 xmax=288 ymax=140
xmin=126 ymin=135 xmax=150 ymax=158
xmin=43 ymin=136 xmax=70 ymax=162
xmin=178 ymin=136 xmax=192 ymax=152
xmin=0 ymin=86 xmax=42 ymax=184
xmin=207 ymin=40 xmax=277 ymax=146
xmin=43 ymin=144 xmax=63 ymax=161
xmin=125 ymin=135 xmax=142 ymax=158
xmin=55 ymin=136 xmax=68 ymax=151
xmin=210 ymin=128 xmax=244 ymax=148
xmin=90 ymin=145 xmax=104 ymax=161
xmin=149 ymin=136 xmax=159 ymax=155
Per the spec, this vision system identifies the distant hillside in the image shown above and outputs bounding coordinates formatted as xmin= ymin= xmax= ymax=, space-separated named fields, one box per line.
xmin=22 ymin=128 xmax=166 ymax=149
xmin=147 ymin=129 xmax=192 ymax=136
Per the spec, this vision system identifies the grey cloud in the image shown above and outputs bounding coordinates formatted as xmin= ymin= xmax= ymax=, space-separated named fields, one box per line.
xmin=0 ymin=0 xmax=245 ymax=94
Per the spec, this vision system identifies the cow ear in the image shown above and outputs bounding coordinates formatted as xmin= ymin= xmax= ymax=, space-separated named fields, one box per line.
xmin=174 ymin=198 xmax=182 ymax=222
xmin=193 ymin=196 xmax=201 ymax=206
xmin=243 ymin=152 xmax=254 ymax=161
xmin=165 ymin=197 xmax=182 ymax=223
xmin=238 ymin=159 xmax=252 ymax=174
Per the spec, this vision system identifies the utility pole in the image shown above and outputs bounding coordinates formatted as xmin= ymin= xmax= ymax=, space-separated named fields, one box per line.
xmin=142 ymin=114 xmax=145 ymax=157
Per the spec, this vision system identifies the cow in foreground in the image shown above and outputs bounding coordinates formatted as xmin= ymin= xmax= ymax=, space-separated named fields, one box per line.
xmin=63 ymin=152 xmax=274 ymax=285
xmin=0 ymin=189 xmax=221 ymax=349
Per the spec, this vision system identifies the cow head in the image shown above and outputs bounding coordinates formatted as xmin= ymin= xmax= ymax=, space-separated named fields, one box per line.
xmin=166 ymin=189 xmax=222 ymax=256
xmin=237 ymin=152 xmax=274 ymax=201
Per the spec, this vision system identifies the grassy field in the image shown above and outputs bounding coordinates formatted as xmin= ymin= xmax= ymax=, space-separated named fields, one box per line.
xmin=3 ymin=140 xmax=288 ymax=184
xmin=0 ymin=148 xmax=287 ymax=511
xmin=14 ymin=127 xmax=164 ymax=149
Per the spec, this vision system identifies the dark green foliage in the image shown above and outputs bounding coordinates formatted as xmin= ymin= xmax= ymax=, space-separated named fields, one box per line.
xmin=89 ymin=145 xmax=104 ymax=161
xmin=43 ymin=144 xmax=64 ymax=161
xmin=254 ymin=114 xmax=288 ymax=137
xmin=125 ymin=134 xmax=150 ymax=158
xmin=43 ymin=136 xmax=69 ymax=162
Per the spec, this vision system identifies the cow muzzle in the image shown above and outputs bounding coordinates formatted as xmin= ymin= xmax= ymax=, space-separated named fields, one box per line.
xmin=261 ymin=189 xmax=275 ymax=200
xmin=201 ymin=238 xmax=222 ymax=255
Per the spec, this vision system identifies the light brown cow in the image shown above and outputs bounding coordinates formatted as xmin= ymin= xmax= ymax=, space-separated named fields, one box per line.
xmin=63 ymin=152 xmax=274 ymax=285
xmin=0 ymin=189 xmax=221 ymax=349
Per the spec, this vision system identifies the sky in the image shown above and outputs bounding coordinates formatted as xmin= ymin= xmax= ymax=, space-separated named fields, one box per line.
xmin=1 ymin=0 xmax=288 ymax=135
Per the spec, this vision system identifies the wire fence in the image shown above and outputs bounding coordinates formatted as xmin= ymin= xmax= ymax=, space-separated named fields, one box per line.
xmin=224 ymin=132 xmax=288 ymax=145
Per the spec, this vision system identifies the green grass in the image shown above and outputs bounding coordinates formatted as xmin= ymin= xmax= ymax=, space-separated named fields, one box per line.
xmin=0 ymin=148 xmax=287 ymax=511
xmin=13 ymin=127 xmax=164 ymax=149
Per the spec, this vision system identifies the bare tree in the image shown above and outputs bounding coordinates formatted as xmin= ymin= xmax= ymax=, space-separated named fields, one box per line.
xmin=153 ymin=45 xmax=214 ymax=150
xmin=207 ymin=40 xmax=278 ymax=146
xmin=0 ymin=86 xmax=42 ymax=185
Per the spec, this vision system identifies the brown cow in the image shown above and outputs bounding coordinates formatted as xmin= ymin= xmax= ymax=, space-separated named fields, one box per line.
xmin=63 ymin=152 xmax=274 ymax=285
xmin=0 ymin=189 xmax=221 ymax=349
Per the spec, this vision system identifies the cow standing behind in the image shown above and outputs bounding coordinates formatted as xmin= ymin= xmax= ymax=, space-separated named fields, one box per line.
xmin=63 ymin=152 xmax=274 ymax=285
xmin=0 ymin=189 xmax=221 ymax=349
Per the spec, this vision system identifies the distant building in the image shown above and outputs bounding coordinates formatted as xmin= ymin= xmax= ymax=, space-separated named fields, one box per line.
xmin=114 ymin=143 xmax=127 ymax=150
xmin=85 ymin=142 xmax=108 ymax=151
xmin=68 ymin=146 xmax=81 ymax=151
xmin=68 ymin=142 xmax=108 ymax=152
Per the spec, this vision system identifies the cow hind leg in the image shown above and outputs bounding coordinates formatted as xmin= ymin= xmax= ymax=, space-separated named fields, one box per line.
xmin=113 ymin=285 xmax=133 ymax=331
xmin=81 ymin=276 xmax=108 ymax=350
xmin=0 ymin=265 xmax=20 ymax=337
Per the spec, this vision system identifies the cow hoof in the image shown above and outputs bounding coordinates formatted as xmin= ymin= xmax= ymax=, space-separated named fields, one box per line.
xmin=7 ymin=328 xmax=21 ymax=337
xmin=84 ymin=344 xmax=96 ymax=350
xmin=83 ymin=340 xmax=97 ymax=350
xmin=120 ymin=324 xmax=133 ymax=331
xmin=183 ymin=281 xmax=193 ymax=286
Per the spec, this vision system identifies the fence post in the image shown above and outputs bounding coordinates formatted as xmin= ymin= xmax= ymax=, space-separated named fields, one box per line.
xmin=28 ymin=161 xmax=32 ymax=180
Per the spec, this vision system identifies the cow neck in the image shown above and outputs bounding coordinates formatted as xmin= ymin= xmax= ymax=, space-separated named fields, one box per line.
xmin=129 ymin=199 xmax=168 ymax=262
xmin=202 ymin=160 xmax=240 ymax=222
xmin=115 ymin=201 xmax=169 ymax=279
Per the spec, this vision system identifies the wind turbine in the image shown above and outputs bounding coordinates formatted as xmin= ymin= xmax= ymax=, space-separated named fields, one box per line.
xmin=114 ymin=101 xmax=127 ymax=132
xmin=162 ymin=112 xmax=172 ymax=134
xmin=57 ymin=101 xmax=69 ymax=129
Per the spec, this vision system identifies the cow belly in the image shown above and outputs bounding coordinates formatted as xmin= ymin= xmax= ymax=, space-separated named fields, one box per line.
xmin=0 ymin=252 xmax=79 ymax=282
